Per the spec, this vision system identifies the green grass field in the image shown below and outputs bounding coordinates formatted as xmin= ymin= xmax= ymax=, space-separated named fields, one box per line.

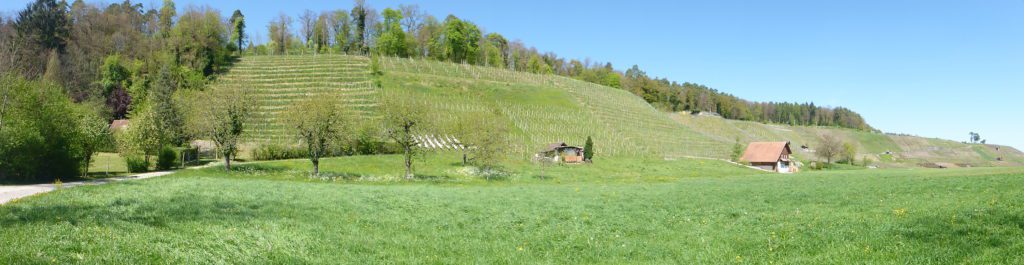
xmin=3 ymin=155 xmax=1024 ymax=264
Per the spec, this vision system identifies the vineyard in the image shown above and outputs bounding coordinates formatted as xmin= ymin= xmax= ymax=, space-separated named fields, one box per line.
xmin=379 ymin=56 xmax=732 ymax=159
xmin=210 ymin=54 xmax=1024 ymax=165
xmin=211 ymin=55 xmax=379 ymax=144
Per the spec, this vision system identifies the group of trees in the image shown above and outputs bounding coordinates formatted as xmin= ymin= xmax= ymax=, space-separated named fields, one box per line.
xmin=0 ymin=76 xmax=108 ymax=181
xmin=0 ymin=0 xmax=245 ymax=181
xmin=270 ymin=91 xmax=510 ymax=179
xmin=815 ymin=134 xmax=860 ymax=168
xmin=968 ymin=132 xmax=985 ymax=144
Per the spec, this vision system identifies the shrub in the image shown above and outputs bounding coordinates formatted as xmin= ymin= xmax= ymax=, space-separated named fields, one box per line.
xmin=156 ymin=146 xmax=177 ymax=170
xmin=125 ymin=155 xmax=149 ymax=173
xmin=252 ymin=144 xmax=307 ymax=161
xmin=0 ymin=75 xmax=98 ymax=182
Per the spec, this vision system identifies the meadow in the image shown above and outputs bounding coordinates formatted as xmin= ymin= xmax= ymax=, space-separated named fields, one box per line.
xmin=3 ymin=155 xmax=1024 ymax=264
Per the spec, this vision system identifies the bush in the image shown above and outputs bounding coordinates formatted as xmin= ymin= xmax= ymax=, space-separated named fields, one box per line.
xmin=0 ymin=75 xmax=99 ymax=182
xmin=252 ymin=144 xmax=307 ymax=161
xmin=125 ymin=155 xmax=149 ymax=173
xmin=156 ymin=146 xmax=177 ymax=170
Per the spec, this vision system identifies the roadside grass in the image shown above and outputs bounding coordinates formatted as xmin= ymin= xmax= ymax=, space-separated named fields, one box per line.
xmin=85 ymin=152 xmax=129 ymax=178
xmin=2 ymin=155 xmax=1024 ymax=263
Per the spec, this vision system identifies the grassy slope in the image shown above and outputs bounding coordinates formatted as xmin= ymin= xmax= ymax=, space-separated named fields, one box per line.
xmin=2 ymin=156 xmax=1024 ymax=263
xmin=378 ymin=57 xmax=729 ymax=159
xmin=674 ymin=114 xmax=1024 ymax=168
xmin=214 ymin=54 xmax=1020 ymax=167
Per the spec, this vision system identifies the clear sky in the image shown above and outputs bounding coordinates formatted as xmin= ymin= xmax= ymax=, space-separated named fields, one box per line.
xmin=3 ymin=0 xmax=1022 ymax=149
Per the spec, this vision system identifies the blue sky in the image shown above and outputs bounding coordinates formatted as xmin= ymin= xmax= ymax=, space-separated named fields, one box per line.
xmin=3 ymin=0 xmax=1022 ymax=149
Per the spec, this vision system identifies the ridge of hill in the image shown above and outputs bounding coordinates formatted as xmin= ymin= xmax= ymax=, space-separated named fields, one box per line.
xmin=213 ymin=55 xmax=1023 ymax=167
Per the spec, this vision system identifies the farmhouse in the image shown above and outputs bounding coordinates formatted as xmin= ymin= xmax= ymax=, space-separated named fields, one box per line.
xmin=536 ymin=142 xmax=585 ymax=163
xmin=740 ymin=141 xmax=797 ymax=173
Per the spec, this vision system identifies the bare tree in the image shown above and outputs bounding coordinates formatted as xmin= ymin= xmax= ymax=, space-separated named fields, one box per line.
xmin=398 ymin=4 xmax=422 ymax=33
xmin=299 ymin=9 xmax=315 ymax=50
xmin=816 ymin=134 xmax=843 ymax=166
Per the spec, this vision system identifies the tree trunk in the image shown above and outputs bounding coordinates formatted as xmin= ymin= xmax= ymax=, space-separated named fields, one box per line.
xmin=312 ymin=158 xmax=319 ymax=177
xmin=224 ymin=154 xmax=232 ymax=171
xmin=0 ymin=86 xmax=8 ymax=133
xmin=404 ymin=145 xmax=413 ymax=180
xmin=462 ymin=152 xmax=467 ymax=167
xmin=82 ymin=155 xmax=91 ymax=178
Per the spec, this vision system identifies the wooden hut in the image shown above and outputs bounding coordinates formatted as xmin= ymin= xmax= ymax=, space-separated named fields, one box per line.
xmin=740 ymin=141 xmax=797 ymax=173
xmin=536 ymin=142 xmax=585 ymax=163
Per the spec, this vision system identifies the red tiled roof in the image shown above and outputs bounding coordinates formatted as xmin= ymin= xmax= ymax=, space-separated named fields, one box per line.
xmin=740 ymin=142 xmax=790 ymax=163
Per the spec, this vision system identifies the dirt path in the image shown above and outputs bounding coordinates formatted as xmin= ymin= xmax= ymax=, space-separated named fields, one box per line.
xmin=0 ymin=171 xmax=176 ymax=205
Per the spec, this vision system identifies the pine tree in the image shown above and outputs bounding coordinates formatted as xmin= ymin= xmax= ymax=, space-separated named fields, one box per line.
xmin=731 ymin=138 xmax=745 ymax=162
xmin=584 ymin=136 xmax=594 ymax=162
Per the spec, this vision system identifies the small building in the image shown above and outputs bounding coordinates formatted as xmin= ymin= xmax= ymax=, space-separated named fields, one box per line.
xmin=740 ymin=141 xmax=797 ymax=173
xmin=536 ymin=142 xmax=585 ymax=163
xmin=108 ymin=119 xmax=130 ymax=132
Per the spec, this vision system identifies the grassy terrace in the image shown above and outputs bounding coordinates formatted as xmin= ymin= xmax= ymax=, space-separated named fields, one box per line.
xmin=2 ymin=155 xmax=1024 ymax=263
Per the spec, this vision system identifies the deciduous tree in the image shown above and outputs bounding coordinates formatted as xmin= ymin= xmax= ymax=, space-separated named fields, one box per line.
xmin=816 ymin=134 xmax=843 ymax=166
xmin=284 ymin=97 xmax=351 ymax=176
xmin=380 ymin=94 xmax=429 ymax=180
xmin=182 ymin=85 xmax=254 ymax=171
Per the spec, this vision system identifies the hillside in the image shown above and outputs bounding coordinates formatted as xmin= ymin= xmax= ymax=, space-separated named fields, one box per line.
xmin=212 ymin=55 xmax=379 ymax=143
xmin=214 ymin=54 xmax=1023 ymax=167
xmin=674 ymin=114 xmax=1024 ymax=168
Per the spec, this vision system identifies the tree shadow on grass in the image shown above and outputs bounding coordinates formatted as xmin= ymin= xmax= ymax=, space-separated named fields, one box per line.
xmin=0 ymin=192 xmax=274 ymax=228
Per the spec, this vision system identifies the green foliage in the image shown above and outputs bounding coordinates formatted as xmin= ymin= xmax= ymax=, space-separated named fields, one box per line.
xmin=156 ymin=145 xmax=177 ymax=170
xmin=376 ymin=8 xmax=407 ymax=57
xmin=584 ymin=136 xmax=594 ymax=161
xmin=181 ymin=85 xmax=255 ymax=171
xmin=124 ymin=155 xmax=148 ymax=173
xmin=435 ymin=15 xmax=481 ymax=63
xmin=381 ymin=92 xmax=431 ymax=179
xmin=842 ymin=142 xmax=858 ymax=165
xmin=13 ymin=0 xmax=69 ymax=77
xmin=158 ymin=0 xmax=176 ymax=37
xmin=284 ymin=96 xmax=353 ymax=175
xmin=169 ymin=6 xmax=231 ymax=76
xmin=450 ymin=110 xmax=509 ymax=174
xmin=252 ymin=144 xmax=307 ymax=161
xmin=0 ymin=75 xmax=95 ymax=182
xmin=731 ymin=138 xmax=745 ymax=162
xmin=228 ymin=10 xmax=246 ymax=53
